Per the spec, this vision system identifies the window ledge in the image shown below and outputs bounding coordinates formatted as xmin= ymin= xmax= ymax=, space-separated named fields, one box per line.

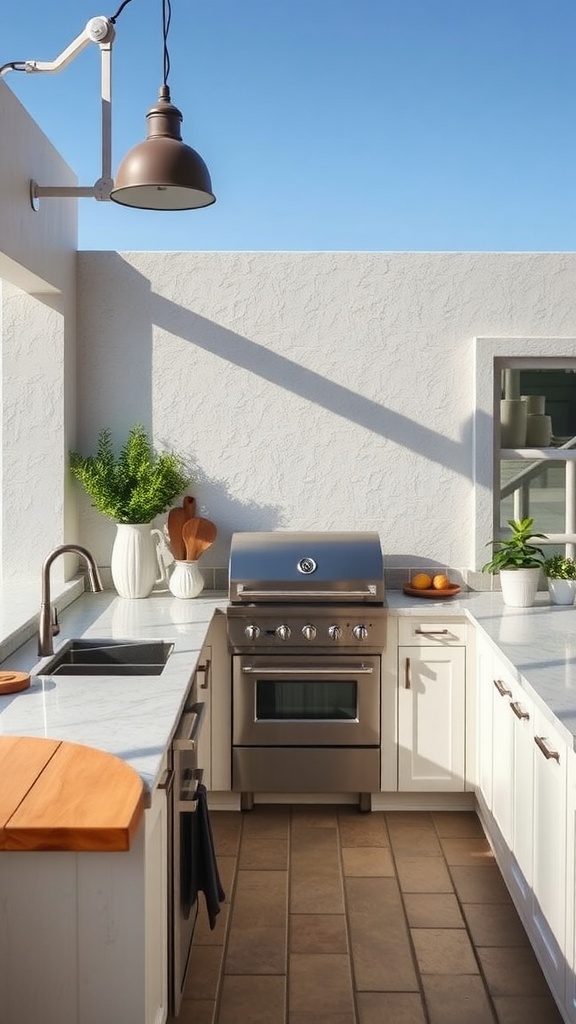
xmin=0 ymin=578 xmax=85 ymax=665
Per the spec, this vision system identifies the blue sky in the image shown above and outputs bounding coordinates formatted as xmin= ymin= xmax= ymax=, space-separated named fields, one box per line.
xmin=3 ymin=0 xmax=576 ymax=251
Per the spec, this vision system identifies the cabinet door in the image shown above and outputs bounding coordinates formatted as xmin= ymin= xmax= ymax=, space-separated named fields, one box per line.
xmin=565 ymin=749 xmax=576 ymax=1022
xmin=398 ymin=646 xmax=466 ymax=791
xmin=532 ymin=707 xmax=568 ymax=1001
xmin=491 ymin=669 xmax=515 ymax=847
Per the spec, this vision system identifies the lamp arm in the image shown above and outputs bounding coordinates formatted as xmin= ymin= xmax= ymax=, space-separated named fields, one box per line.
xmin=1 ymin=17 xmax=116 ymax=203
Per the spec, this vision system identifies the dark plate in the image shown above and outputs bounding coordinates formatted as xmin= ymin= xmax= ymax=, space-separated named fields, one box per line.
xmin=402 ymin=584 xmax=461 ymax=599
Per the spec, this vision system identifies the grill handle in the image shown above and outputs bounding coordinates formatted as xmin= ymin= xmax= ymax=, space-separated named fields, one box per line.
xmin=241 ymin=663 xmax=374 ymax=675
xmin=235 ymin=586 xmax=378 ymax=599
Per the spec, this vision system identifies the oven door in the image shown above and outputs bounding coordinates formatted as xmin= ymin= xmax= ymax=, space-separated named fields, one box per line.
xmin=233 ymin=654 xmax=380 ymax=747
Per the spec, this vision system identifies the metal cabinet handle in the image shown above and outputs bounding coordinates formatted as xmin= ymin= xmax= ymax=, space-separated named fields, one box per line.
xmin=493 ymin=677 xmax=512 ymax=698
xmin=405 ymin=656 xmax=411 ymax=690
xmin=415 ymin=628 xmax=450 ymax=636
xmin=197 ymin=658 xmax=211 ymax=689
xmin=510 ymin=701 xmax=530 ymax=721
xmin=534 ymin=736 xmax=560 ymax=762
xmin=157 ymin=767 xmax=174 ymax=794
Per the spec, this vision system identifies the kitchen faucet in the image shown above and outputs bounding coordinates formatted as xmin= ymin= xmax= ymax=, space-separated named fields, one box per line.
xmin=38 ymin=545 xmax=104 ymax=656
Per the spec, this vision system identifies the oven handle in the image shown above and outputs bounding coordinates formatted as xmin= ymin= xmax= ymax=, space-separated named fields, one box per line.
xmin=236 ymin=586 xmax=377 ymax=599
xmin=241 ymin=663 xmax=374 ymax=675
xmin=173 ymin=701 xmax=206 ymax=751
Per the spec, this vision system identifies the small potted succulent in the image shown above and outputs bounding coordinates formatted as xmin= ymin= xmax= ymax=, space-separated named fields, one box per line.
xmin=543 ymin=554 xmax=576 ymax=606
xmin=482 ymin=517 xmax=546 ymax=607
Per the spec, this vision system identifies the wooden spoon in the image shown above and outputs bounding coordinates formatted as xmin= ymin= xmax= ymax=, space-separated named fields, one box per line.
xmin=182 ymin=517 xmax=217 ymax=561
xmin=183 ymin=495 xmax=196 ymax=518
xmin=167 ymin=506 xmax=187 ymax=560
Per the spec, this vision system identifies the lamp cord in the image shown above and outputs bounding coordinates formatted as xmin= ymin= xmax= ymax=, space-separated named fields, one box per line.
xmin=109 ymin=0 xmax=135 ymax=23
xmin=162 ymin=0 xmax=172 ymax=86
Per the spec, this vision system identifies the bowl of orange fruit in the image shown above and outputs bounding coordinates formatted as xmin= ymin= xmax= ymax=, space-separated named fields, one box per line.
xmin=402 ymin=572 xmax=461 ymax=599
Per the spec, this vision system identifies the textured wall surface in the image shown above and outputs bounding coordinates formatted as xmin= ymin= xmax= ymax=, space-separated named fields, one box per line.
xmin=76 ymin=251 xmax=576 ymax=579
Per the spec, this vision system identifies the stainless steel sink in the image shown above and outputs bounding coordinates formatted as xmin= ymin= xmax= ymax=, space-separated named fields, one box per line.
xmin=40 ymin=639 xmax=174 ymax=676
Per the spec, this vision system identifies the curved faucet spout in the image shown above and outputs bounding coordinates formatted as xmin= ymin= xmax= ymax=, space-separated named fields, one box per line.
xmin=38 ymin=545 xmax=104 ymax=656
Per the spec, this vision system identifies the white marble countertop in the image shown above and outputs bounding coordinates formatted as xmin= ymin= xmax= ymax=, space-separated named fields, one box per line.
xmin=0 ymin=591 xmax=227 ymax=791
xmin=388 ymin=589 xmax=576 ymax=749
xmin=2 ymin=587 xmax=576 ymax=791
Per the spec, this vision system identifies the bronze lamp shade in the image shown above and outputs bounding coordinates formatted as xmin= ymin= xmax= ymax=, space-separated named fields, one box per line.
xmin=110 ymin=85 xmax=215 ymax=211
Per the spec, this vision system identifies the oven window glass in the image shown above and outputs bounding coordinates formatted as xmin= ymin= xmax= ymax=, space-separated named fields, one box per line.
xmin=256 ymin=679 xmax=357 ymax=720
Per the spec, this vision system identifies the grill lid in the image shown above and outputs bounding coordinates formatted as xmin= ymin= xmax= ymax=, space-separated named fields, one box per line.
xmin=228 ymin=531 xmax=384 ymax=604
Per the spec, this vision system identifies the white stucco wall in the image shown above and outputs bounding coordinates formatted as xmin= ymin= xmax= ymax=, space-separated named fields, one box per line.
xmin=0 ymin=80 xmax=78 ymax=584
xmin=76 ymin=251 xmax=576 ymax=578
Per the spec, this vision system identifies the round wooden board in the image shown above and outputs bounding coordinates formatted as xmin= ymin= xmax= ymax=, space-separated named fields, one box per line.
xmin=0 ymin=671 xmax=31 ymax=695
xmin=402 ymin=584 xmax=461 ymax=599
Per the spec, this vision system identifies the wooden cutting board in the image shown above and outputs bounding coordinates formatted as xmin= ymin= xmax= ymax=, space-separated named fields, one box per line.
xmin=0 ymin=737 xmax=144 ymax=852
xmin=0 ymin=671 xmax=30 ymax=695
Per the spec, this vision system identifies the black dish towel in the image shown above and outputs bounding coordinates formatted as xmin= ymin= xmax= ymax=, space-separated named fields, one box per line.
xmin=196 ymin=782 xmax=226 ymax=929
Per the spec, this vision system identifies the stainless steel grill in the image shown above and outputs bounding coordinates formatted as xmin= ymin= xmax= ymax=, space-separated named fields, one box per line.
xmin=226 ymin=531 xmax=386 ymax=806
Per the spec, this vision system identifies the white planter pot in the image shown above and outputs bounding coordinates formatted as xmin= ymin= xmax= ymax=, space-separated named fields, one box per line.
xmin=168 ymin=560 xmax=205 ymax=599
xmin=110 ymin=523 xmax=167 ymax=599
xmin=547 ymin=578 xmax=576 ymax=606
xmin=499 ymin=567 xmax=541 ymax=608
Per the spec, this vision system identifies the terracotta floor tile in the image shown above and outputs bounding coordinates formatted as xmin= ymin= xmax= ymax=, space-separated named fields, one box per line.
xmin=193 ymin=901 xmax=230 ymax=946
xmin=477 ymin=946 xmax=552 ymax=996
xmin=289 ymin=913 xmax=349 ymax=953
xmin=291 ymin=805 xmax=340 ymax=827
xmin=422 ymin=974 xmax=496 ymax=1024
xmin=289 ymin=953 xmax=354 ymax=1014
xmin=182 ymin=945 xmax=223 ymax=1001
xmin=289 ymin=1015 xmax=355 ymax=1024
xmin=210 ymin=812 xmax=242 ymax=855
xmin=337 ymin=808 xmax=390 ymax=847
xmin=386 ymin=811 xmax=435 ymax=832
xmin=432 ymin=811 xmax=485 ymax=837
xmin=450 ymin=864 xmax=512 ymax=904
xmin=241 ymin=807 xmax=290 ymax=839
xmin=411 ymin=927 xmax=479 ymax=974
xmin=395 ymin=855 xmax=454 ymax=893
xmin=225 ymin=924 xmax=286 ymax=975
xmin=239 ymin=837 xmax=288 ymax=870
xmin=341 ymin=845 xmax=395 ymax=876
xmin=171 ymin=997 xmax=215 ymax=1024
xmin=440 ymin=835 xmax=494 ymax=866
xmin=346 ymin=876 xmax=419 ymax=991
xmin=217 ymin=975 xmax=286 ymax=1024
xmin=291 ymin=827 xmax=344 ymax=914
xmin=492 ymin=994 xmax=565 ymax=1023
xmin=231 ymin=869 xmax=288 ymax=926
xmin=357 ymin=991 xmax=427 ymax=1024
xmin=404 ymin=892 xmax=464 ymax=929
xmin=462 ymin=902 xmax=530 ymax=947
xmin=389 ymin=827 xmax=443 ymax=858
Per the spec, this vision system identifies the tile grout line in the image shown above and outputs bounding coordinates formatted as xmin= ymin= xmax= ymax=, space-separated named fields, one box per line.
xmin=429 ymin=815 xmax=499 ymax=1024
xmin=212 ymin=813 xmax=245 ymax=1024
xmin=336 ymin=808 xmax=362 ymax=1024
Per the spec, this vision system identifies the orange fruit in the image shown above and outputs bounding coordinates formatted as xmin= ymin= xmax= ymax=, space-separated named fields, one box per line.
xmin=432 ymin=574 xmax=450 ymax=590
xmin=410 ymin=572 xmax=433 ymax=590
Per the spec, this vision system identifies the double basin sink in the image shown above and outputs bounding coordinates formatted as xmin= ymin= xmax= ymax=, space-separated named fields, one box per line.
xmin=41 ymin=639 xmax=174 ymax=677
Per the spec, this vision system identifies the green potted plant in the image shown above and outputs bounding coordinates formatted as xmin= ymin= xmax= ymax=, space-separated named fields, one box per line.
xmin=70 ymin=425 xmax=190 ymax=598
xmin=543 ymin=553 xmax=576 ymax=605
xmin=482 ymin=517 xmax=546 ymax=607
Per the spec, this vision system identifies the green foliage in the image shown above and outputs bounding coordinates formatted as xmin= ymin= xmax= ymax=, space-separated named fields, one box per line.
xmin=482 ymin=517 xmax=546 ymax=574
xmin=70 ymin=425 xmax=191 ymax=524
xmin=543 ymin=554 xmax=576 ymax=580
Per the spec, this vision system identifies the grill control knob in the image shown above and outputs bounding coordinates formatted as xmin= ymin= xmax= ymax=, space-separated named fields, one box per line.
xmin=328 ymin=625 xmax=342 ymax=641
xmin=276 ymin=624 xmax=291 ymax=641
xmin=353 ymin=625 xmax=369 ymax=641
xmin=244 ymin=624 xmax=260 ymax=641
xmin=302 ymin=624 xmax=317 ymax=641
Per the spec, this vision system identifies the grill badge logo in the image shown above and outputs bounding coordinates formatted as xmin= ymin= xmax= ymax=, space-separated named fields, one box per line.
xmin=297 ymin=556 xmax=317 ymax=574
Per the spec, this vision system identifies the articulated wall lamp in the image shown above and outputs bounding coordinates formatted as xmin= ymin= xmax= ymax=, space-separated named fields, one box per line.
xmin=0 ymin=1 xmax=215 ymax=211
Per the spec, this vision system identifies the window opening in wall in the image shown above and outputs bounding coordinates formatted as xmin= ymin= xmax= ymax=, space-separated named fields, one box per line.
xmin=498 ymin=367 xmax=576 ymax=556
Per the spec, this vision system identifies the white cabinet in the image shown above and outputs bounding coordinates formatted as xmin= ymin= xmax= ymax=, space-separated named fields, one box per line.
xmin=144 ymin=770 xmax=169 ymax=1024
xmin=397 ymin=619 xmax=467 ymax=791
xmin=565 ymin=748 xmax=576 ymax=1022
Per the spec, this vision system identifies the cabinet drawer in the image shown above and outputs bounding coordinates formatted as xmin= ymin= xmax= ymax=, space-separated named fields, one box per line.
xmin=398 ymin=618 xmax=467 ymax=646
